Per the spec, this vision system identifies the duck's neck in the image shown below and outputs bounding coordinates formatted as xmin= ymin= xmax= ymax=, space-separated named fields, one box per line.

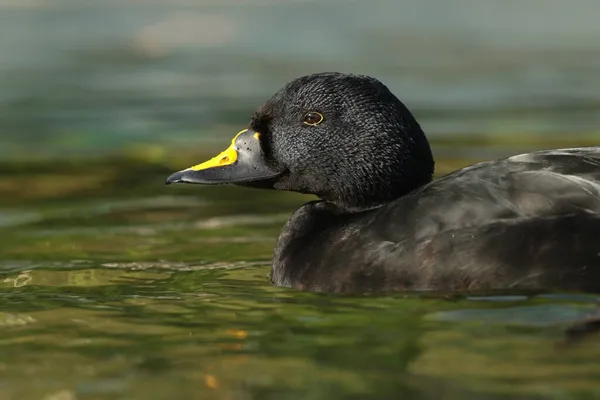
xmin=325 ymin=175 xmax=434 ymax=214
xmin=327 ymin=199 xmax=389 ymax=214
xmin=323 ymin=137 xmax=435 ymax=213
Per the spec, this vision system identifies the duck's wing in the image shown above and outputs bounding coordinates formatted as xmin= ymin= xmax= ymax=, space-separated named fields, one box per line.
xmin=392 ymin=147 xmax=600 ymax=240
xmin=407 ymin=212 xmax=600 ymax=292
xmin=364 ymin=147 xmax=600 ymax=292
xmin=325 ymin=210 xmax=600 ymax=293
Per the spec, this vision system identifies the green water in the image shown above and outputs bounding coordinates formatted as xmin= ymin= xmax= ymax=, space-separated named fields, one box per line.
xmin=1 ymin=153 xmax=600 ymax=400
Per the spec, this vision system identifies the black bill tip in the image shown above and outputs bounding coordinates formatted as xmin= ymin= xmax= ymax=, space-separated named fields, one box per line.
xmin=165 ymin=170 xmax=186 ymax=185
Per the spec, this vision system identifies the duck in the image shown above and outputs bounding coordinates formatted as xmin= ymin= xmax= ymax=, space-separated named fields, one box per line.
xmin=166 ymin=72 xmax=600 ymax=294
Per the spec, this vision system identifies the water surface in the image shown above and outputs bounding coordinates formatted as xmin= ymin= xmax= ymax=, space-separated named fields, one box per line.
xmin=1 ymin=151 xmax=600 ymax=399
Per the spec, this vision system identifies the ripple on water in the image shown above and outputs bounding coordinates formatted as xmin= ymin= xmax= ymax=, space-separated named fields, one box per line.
xmin=3 ymin=186 xmax=600 ymax=398
xmin=427 ymin=301 xmax=600 ymax=326
xmin=0 ymin=210 xmax=42 ymax=228
xmin=99 ymin=260 xmax=267 ymax=271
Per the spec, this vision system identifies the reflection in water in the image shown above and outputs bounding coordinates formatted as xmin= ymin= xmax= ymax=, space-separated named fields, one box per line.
xmin=0 ymin=312 xmax=35 ymax=327
xmin=1 ymin=263 xmax=599 ymax=399
xmin=429 ymin=303 xmax=599 ymax=326
xmin=3 ymin=2 xmax=600 ymax=397
xmin=0 ymin=154 xmax=599 ymax=399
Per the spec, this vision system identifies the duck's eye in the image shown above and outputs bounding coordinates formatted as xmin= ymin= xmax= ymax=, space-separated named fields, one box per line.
xmin=303 ymin=112 xmax=324 ymax=126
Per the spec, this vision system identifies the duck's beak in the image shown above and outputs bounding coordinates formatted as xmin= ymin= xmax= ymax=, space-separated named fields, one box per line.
xmin=165 ymin=128 xmax=283 ymax=185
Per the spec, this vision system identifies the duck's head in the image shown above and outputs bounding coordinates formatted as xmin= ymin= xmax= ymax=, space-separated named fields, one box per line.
xmin=166 ymin=72 xmax=434 ymax=211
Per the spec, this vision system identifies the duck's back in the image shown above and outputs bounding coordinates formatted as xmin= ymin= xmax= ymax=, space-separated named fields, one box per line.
xmin=272 ymin=147 xmax=600 ymax=293
xmin=388 ymin=147 xmax=600 ymax=240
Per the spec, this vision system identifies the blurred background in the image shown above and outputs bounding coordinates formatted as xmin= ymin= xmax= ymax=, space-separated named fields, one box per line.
xmin=2 ymin=2 xmax=600 ymax=399
xmin=3 ymin=0 xmax=600 ymax=162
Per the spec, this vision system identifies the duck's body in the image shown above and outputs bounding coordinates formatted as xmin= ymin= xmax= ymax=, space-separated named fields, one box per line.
xmin=273 ymin=148 xmax=600 ymax=293
xmin=166 ymin=72 xmax=600 ymax=293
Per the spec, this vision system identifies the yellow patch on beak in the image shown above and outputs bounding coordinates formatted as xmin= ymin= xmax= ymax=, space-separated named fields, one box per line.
xmin=187 ymin=129 xmax=248 ymax=171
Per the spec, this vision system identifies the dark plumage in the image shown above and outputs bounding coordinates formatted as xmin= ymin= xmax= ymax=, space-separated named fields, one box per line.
xmin=167 ymin=72 xmax=600 ymax=294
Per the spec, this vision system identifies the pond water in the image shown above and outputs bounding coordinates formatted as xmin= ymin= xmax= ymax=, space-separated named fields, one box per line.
xmin=1 ymin=149 xmax=600 ymax=400
xmin=3 ymin=0 xmax=600 ymax=160
xmin=2 ymin=0 xmax=600 ymax=397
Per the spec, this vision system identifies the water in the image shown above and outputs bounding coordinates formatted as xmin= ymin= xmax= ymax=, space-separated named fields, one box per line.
xmin=2 ymin=1 xmax=600 ymax=397
xmin=1 ymin=152 xmax=600 ymax=400
xmin=2 ymin=0 xmax=600 ymax=159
